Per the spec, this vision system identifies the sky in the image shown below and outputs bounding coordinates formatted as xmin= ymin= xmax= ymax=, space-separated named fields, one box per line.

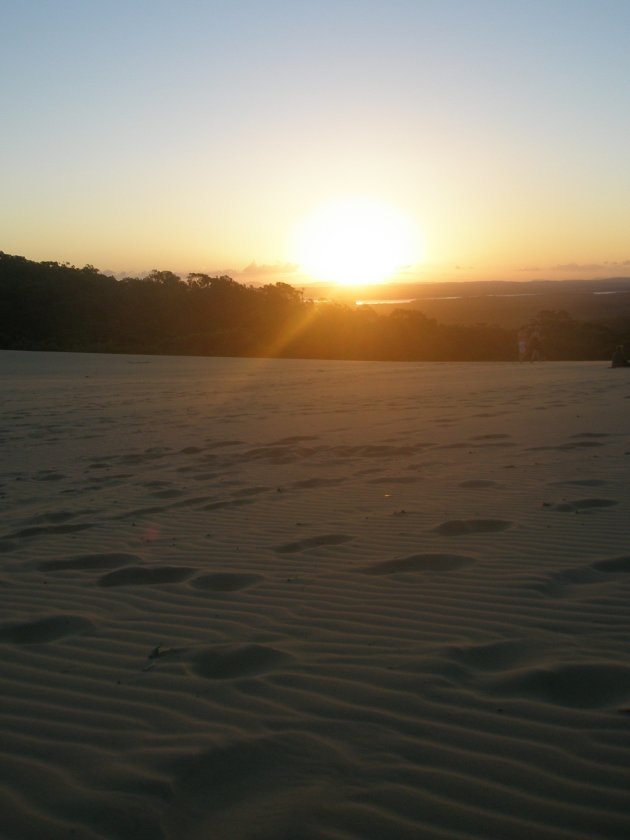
xmin=2 ymin=0 xmax=629 ymax=286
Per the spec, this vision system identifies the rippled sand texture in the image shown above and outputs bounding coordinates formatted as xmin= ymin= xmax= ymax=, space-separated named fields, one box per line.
xmin=2 ymin=350 xmax=630 ymax=839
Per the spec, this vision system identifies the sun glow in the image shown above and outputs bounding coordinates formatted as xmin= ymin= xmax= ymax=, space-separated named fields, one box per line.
xmin=290 ymin=197 xmax=422 ymax=286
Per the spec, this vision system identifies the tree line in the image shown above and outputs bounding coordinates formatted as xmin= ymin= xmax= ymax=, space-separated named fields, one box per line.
xmin=1 ymin=252 xmax=627 ymax=361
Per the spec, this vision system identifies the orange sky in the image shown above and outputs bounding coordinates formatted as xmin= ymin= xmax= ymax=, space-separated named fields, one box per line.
xmin=2 ymin=2 xmax=629 ymax=285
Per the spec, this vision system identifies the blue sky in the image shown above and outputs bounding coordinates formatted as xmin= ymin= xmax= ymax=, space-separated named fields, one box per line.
xmin=2 ymin=0 xmax=629 ymax=283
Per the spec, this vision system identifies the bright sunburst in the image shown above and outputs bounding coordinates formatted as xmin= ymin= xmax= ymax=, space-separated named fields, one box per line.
xmin=290 ymin=197 xmax=421 ymax=286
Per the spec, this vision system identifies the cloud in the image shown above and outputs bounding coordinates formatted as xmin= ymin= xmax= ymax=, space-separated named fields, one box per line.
xmin=553 ymin=260 xmax=630 ymax=272
xmin=241 ymin=261 xmax=299 ymax=277
xmin=554 ymin=262 xmax=604 ymax=271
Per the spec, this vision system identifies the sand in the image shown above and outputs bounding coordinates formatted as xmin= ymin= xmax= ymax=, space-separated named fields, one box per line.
xmin=2 ymin=349 xmax=630 ymax=840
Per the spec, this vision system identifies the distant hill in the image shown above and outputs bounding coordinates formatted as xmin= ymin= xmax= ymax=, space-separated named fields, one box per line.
xmin=2 ymin=252 xmax=629 ymax=361
xmin=319 ymin=278 xmax=630 ymax=328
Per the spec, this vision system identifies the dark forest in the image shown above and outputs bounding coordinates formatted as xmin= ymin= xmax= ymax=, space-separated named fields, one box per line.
xmin=2 ymin=252 xmax=628 ymax=362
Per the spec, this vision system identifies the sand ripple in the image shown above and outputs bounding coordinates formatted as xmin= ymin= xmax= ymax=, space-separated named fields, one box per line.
xmin=2 ymin=352 xmax=630 ymax=839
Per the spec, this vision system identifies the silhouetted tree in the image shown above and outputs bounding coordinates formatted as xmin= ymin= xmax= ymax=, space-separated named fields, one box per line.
xmin=1 ymin=250 xmax=621 ymax=362
xmin=523 ymin=310 xmax=613 ymax=360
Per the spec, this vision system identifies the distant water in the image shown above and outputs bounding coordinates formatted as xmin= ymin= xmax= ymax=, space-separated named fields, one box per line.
xmin=356 ymin=289 xmax=630 ymax=305
xmin=354 ymin=294 xmax=537 ymax=305
xmin=355 ymin=298 xmax=417 ymax=305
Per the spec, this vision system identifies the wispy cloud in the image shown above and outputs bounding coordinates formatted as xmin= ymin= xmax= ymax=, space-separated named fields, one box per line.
xmin=241 ymin=261 xmax=300 ymax=277
xmin=553 ymin=260 xmax=630 ymax=272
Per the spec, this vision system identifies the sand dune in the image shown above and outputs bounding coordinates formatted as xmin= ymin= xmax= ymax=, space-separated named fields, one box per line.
xmin=2 ymin=350 xmax=630 ymax=839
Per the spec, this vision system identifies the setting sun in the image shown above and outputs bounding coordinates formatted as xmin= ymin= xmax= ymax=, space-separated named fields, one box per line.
xmin=290 ymin=197 xmax=421 ymax=286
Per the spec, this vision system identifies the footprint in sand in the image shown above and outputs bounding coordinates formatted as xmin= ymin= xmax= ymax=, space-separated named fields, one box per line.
xmin=290 ymin=477 xmax=345 ymax=489
xmin=35 ymin=471 xmax=66 ymax=482
xmin=485 ymin=662 xmax=630 ymax=709
xmin=470 ymin=435 xmax=516 ymax=449
xmin=448 ymin=639 xmax=534 ymax=672
xmin=6 ymin=522 xmax=93 ymax=539
xmin=40 ymin=552 xmax=140 ymax=572
xmin=190 ymin=573 xmax=263 ymax=592
xmin=367 ymin=475 xmax=419 ymax=485
xmin=592 ymin=555 xmax=630 ymax=574
xmin=528 ymin=441 xmax=605 ymax=452
xmin=190 ymin=644 xmax=292 ymax=680
xmin=232 ymin=486 xmax=270 ymax=498
xmin=97 ymin=566 xmax=195 ymax=587
xmin=150 ymin=488 xmax=186 ymax=499
xmin=161 ymin=495 xmax=215 ymax=510
xmin=269 ymin=435 xmax=319 ymax=445
xmin=0 ymin=615 xmax=94 ymax=644
xmin=550 ymin=498 xmax=618 ymax=512
xmin=26 ymin=510 xmax=88 ymax=525
xmin=437 ymin=442 xmax=470 ymax=450
xmin=274 ymin=534 xmax=354 ymax=554
xmin=434 ymin=519 xmax=511 ymax=536
xmin=243 ymin=445 xmax=310 ymax=465
xmin=544 ymin=565 xmax=604 ymax=595
xmin=201 ymin=498 xmax=256 ymax=511
xmin=459 ymin=480 xmax=500 ymax=489
xmin=166 ymin=730 xmax=349 ymax=839
xmin=361 ymin=553 xmax=476 ymax=575
xmin=551 ymin=479 xmax=609 ymax=487
xmin=558 ymin=440 xmax=606 ymax=450
xmin=120 ymin=450 xmax=170 ymax=465
xmin=112 ymin=505 xmax=166 ymax=520
xmin=204 ymin=439 xmax=244 ymax=450
xmin=542 ymin=555 xmax=630 ymax=597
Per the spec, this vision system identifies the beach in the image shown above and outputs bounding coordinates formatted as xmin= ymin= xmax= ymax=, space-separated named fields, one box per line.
xmin=2 ymin=349 xmax=630 ymax=839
